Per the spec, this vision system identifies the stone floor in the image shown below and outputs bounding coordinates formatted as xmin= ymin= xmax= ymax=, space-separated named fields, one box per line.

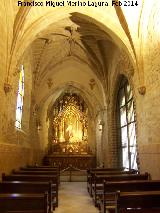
xmin=54 ymin=182 xmax=99 ymax=213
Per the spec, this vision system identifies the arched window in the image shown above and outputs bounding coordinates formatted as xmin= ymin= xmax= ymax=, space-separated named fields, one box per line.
xmin=117 ymin=76 xmax=138 ymax=170
xmin=15 ymin=65 xmax=24 ymax=129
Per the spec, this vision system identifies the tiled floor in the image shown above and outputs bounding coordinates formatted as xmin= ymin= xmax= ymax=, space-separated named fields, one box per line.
xmin=54 ymin=182 xmax=99 ymax=213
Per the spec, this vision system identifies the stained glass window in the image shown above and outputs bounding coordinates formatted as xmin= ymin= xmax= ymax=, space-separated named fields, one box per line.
xmin=15 ymin=65 xmax=24 ymax=129
xmin=117 ymin=77 xmax=138 ymax=170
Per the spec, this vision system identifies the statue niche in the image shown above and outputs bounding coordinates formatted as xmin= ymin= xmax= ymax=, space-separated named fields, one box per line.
xmin=49 ymin=93 xmax=90 ymax=154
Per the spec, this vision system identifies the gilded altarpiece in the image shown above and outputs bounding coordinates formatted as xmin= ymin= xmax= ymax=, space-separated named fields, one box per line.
xmin=46 ymin=93 xmax=95 ymax=169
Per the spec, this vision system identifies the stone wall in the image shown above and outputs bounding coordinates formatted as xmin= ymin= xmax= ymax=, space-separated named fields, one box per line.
xmin=0 ymin=2 xmax=43 ymax=173
xmin=0 ymin=143 xmax=44 ymax=179
xmin=137 ymin=2 xmax=160 ymax=179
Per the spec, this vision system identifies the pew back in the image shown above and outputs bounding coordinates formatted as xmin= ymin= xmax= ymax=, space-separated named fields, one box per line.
xmin=116 ymin=191 xmax=160 ymax=213
xmin=2 ymin=173 xmax=58 ymax=184
xmin=100 ymin=180 xmax=160 ymax=213
xmin=0 ymin=192 xmax=48 ymax=213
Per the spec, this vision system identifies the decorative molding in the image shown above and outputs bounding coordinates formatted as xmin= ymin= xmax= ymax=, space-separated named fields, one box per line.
xmin=47 ymin=78 xmax=53 ymax=89
xmin=4 ymin=82 xmax=12 ymax=94
xmin=138 ymin=86 xmax=146 ymax=95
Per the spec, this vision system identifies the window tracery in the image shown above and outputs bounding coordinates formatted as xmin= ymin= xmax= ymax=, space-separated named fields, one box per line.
xmin=117 ymin=77 xmax=138 ymax=170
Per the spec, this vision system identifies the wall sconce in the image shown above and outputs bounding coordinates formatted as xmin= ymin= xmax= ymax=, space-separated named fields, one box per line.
xmin=36 ymin=120 xmax=42 ymax=131
xmin=99 ymin=120 xmax=104 ymax=131
xmin=37 ymin=124 xmax=42 ymax=131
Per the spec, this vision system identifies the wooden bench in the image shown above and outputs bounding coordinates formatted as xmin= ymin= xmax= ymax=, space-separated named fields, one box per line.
xmin=87 ymin=169 xmax=138 ymax=195
xmin=100 ymin=180 xmax=160 ymax=213
xmin=12 ymin=170 xmax=58 ymax=175
xmin=2 ymin=173 xmax=58 ymax=183
xmin=87 ymin=168 xmax=125 ymax=193
xmin=88 ymin=170 xmax=140 ymax=197
xmin=12 ymin=170 xmax=60 ymax=183
xmin=20 ymin=167 xmax=60 ymax=177
xmin=0 ymin=181 xmax=56 ymax=212
xmin=20 ymin=167 xmax=58 ymax=171
xmin=2 ymin=173 xmax=59 ymax=208
xmin=92 ymin=173 xmax=149 ymax=206
xmin=26 ymin=165 xmax=59 ymax=169
xmin=115 ymin=191 xmax=160 ymax=213
xmin=0 ymin=192 xmax=48 ymax=213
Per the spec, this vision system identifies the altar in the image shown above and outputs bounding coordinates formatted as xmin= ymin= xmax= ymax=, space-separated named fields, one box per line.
xmin=44 ymin=92 xmax=96 ymax=170
xmin=43 ymin=154 xmax=96 ymax=170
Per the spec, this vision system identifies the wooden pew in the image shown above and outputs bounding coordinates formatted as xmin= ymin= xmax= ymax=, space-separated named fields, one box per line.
xmin=20 ymin=167 xmax=60 ymax=178
xmin=0 ymin=192 xmax=48 ymax=213
xmin=87 ymin=168 xmax=126 ymax=192
xmin=2 ymin=173 xmax=59 ymax=208
xmin=92 ymin=173 xmax=149 ymax=206
xmin=20 ymin=167 xmax=58 ymax=171
xmin=88 ymin=170 xmax=139 ymax=197
xmin=2 ymin=173 xmax=58 ymax=183
xmin=115 ymin=191 xmax=160 ymax=213
xmin=0 ymin=181 xmax=56 ymax=212
xmin=100 ymin=180 xmax=160 ymax=213
xmin=26 ymin=165 xmax=59 ymax=168
xmin=87 ymin=168 xmax=138 ymax=196
xmin=12 ymin=170 xmax=58 ymax=175
xmin=12 ymin=169 xmax=60 ymax=183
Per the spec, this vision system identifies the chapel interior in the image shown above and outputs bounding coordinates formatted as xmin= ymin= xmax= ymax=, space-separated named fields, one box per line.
xmin=0 ymin=0 xmax=160 ymax=212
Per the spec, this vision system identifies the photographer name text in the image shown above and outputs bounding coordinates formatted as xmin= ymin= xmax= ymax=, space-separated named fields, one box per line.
xmin=17 ymin=1 xmax=139 ymax=7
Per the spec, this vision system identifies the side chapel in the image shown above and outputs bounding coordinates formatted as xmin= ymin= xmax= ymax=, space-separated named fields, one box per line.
xmin=0 ymin=0 xmax=160 ymax=179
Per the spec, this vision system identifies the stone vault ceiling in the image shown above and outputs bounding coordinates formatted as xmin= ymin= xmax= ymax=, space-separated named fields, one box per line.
xmin=30 ymin=13 xmax=117 ymax=87
xmin=8 ymin=0 xmax=148 ymax=91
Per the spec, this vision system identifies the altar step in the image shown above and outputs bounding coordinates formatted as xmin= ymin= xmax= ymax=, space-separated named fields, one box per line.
xmin=60 ymin=170 xmax=87 ymax=182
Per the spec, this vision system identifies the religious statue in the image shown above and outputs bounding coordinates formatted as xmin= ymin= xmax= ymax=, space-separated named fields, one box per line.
xmin=66 ymin=124 xmax=73 ymax=141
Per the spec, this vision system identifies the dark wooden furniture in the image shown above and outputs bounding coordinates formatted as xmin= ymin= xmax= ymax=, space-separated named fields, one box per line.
xmin=88 ymin=169 xmax=138 ymax=195
xmin=12 ymin=170 xmax=60 ymax=183
xmin=19 ymin=167 xmax=60 ymax=180
xmin=100 ymin=180 xmax=160 ymax=213
xmin=20 ymin=167 xmax=59 ymax=172
xmin=26 ymin=165 xmax=59 ymax=168
xmin=0 ymin=181 xmax=57 ymax=211
xmin=92 ymin=173 xmax=149 ymax=206
xmin=0 ymin=192 xmax=48 ymax=213
xmin=12 ymin=170 xmax=58 ymax=175
xmin=44 ymin=154 xmax=96 ymax=170
xmin=2 ymin=173 xmax=58 ymax=207
xmin=2 ymin=173 xmax=58 ymax=184
xmin=116 ymin=191 xmax=160 ymax=213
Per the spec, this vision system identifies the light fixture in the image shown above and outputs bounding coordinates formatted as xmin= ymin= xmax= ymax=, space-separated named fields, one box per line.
xmin=37 ymin=124 xmax=42 ymax=131
xmin=37 ymin=121 xmax=42 ymax=131
xmin=99 ymin=120 xmax=104 ymax=131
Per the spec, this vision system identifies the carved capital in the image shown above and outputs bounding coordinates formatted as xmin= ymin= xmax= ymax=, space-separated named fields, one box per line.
xmin=89 ymin=79 xmax=96 ymax=90
xmin=4 ymin=82 xmax=12 ymax=94
xmin=138 ymin=86 xmax=146 ymax=95
xmin=47 ymin=78 xmax=53 ymax=89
